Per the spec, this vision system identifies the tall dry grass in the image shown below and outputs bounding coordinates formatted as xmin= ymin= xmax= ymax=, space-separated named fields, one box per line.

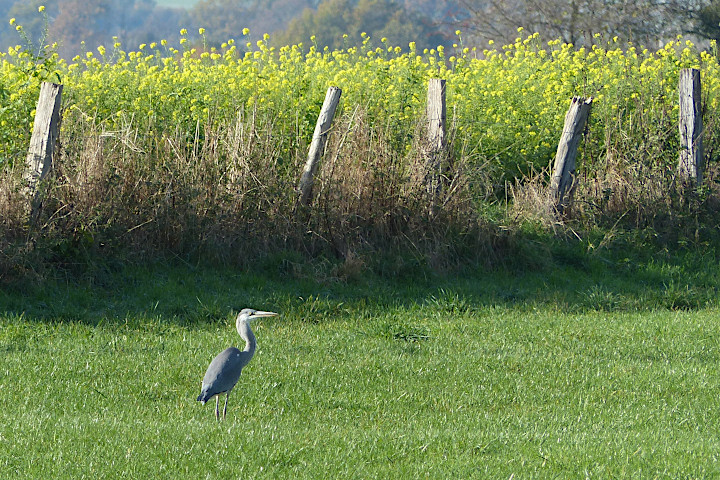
xmin=0 ymin=104 xmax=498 ymax=278
xmin=507 ymin=98 xmax=720 ymax=248
xmin=3 ymin=88 xmax=720 ymax=281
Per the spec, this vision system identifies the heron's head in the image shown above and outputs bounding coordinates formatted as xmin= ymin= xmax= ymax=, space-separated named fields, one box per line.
xmin=236 ymin=308 xmax=278 ymax=324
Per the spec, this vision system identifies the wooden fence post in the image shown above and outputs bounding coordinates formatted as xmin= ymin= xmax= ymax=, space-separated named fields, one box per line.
xmin=678 ymin=68 xmax=703 ymax=185
xmin=24 ymin=82 xmax=63 ymax=203
xmin=550 ymin=96 xmax=592 ymax=215
xmin=426 ymin=78 xmax=446 ymax=157
xmin=297 ymin=86 xmax=342 ymax=207
xmin=424 ymin=78 xmax=446 ymax=208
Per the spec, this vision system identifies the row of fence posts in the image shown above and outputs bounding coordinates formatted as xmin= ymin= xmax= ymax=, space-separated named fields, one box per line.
xmin=23 ymin=68 xmax=704 ymax=223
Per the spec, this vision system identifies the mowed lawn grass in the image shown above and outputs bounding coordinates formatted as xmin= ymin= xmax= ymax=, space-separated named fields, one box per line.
xmin=1 ymin=260 xmax=720 ymax=478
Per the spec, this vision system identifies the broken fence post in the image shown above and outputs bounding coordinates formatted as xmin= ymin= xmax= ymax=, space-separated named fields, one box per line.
xmin=678 ymin=68 xmax=703 ymax=185
xmin=550 ymin=96 xmax=592 ymax=215
xmin=297 ymin=86 xmax=342 ymax=207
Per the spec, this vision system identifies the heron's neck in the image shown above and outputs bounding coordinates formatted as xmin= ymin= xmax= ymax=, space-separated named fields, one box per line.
xmin=236 ymin=319 xmax=256 ymax=355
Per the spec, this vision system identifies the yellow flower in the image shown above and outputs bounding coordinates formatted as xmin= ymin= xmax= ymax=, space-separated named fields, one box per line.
xmin=242 ymin=28 xmax=250 ymax=36
xmin=38 ymin=5 xmax=45 ymax=12
xmin=199 ymin=28 xmax=205 ymax=35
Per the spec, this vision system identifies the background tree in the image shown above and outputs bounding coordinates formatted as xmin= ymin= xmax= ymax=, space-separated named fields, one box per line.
xmin=187 ymin=0 xmax=257 ymax=45
xmin=275 ymin=0 xmax=448 ymax=50
xmin=697 ymin=0 xmax=720 ymax=43
xmin=448 ymin=0 xmax=710 ymax=46
xmin=1 ymin=0 xmax=58 ymax=53
xmin=1 ymin=0 xmax=186 ymax=59
xmin=121 ymin=6 xmax=187 ymax=48
xmin=189 ymin=0 xmax=317 ymax=46
xmin=49 ymin=0 xmax=190 ymax=58
xmin=0 ymin=0 xmax=716 ymax=60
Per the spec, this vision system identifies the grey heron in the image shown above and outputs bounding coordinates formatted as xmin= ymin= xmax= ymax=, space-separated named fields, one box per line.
xmin=197 ymin=308 xmax=278 ymax=420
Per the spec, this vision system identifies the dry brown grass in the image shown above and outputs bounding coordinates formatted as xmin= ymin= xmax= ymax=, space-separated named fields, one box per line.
xmin=1 ymin=105 xmax=495 ymax=276
xmin=4 ymin=97 xmax=720 ymax=281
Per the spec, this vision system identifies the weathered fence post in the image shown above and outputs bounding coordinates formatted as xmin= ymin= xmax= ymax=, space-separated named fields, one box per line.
xmin=550 ymin=96 xmax=592 ymax=215
xmin=678 ymin=68 xmax=703 ymax=185
xmin=426 ymin=78 xmax=446 ymax=159
xmin=24 ymin=82 xmax=63 ymax=204
xmin=424 ymin=78 xmax=446 ymax=208
xmin=297 ymin=86 xmax=342 ymax=207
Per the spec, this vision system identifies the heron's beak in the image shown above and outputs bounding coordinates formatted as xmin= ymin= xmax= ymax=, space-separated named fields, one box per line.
xmin=251 ymin=311 xmax=278 ymax=319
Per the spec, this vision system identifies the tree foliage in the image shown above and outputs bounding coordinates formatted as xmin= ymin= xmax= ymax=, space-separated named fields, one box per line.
xmin=1 ymin=0 xmax=187 ymax=59
xmin=449 ymin=0 xmax=711 ymax=46
xmin=188 ymin=0 xmax=316 ymax=46
xmin=0 ymin=0 xmax=717 ymax=60
xmin=275 ymin=0 xmax=447 ymax=50
xmin=697 ymin=0 xmax=720 ymax=43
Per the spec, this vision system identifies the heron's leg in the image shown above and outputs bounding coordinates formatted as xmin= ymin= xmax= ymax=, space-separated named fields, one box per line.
xmin=223 ymin=392 xmax=230 ymax=420
xmin=215 ymin=395 xmax=220 ymax=421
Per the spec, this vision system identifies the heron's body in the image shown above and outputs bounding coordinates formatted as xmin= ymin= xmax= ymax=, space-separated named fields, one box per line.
xmin=197 ymin=308 xmax=277 ymax=420
xmin=196 ymin=347 xmax=251 ymax=403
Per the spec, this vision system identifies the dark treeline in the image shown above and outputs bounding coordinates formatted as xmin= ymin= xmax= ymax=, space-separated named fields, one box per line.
xmin=2 ymin=0 xmax=720 ymax=59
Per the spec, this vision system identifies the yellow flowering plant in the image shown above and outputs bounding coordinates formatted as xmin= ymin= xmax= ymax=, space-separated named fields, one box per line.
xmin=1 ymin=18 xmax=718 ymax=189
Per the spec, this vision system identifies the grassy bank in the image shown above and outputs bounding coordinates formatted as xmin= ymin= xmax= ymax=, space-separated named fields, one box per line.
xmin=2 ymin=249 xmax=720 ymax=477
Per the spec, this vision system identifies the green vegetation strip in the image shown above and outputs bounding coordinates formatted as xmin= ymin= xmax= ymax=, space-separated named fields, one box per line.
xmin=1 ymin=260 xmax=719 ymax=477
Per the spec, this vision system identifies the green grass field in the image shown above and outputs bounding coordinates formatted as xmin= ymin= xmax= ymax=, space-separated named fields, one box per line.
xmin=2 ymin=251 xmax=720 ymax=477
